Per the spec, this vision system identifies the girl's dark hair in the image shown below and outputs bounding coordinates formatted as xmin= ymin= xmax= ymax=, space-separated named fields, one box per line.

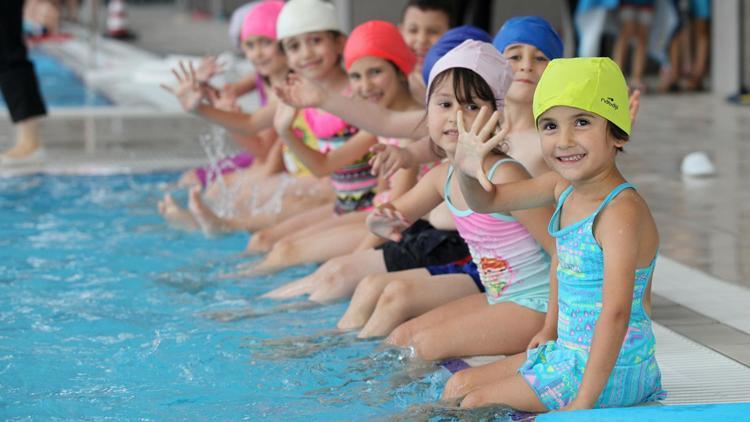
xmin=607 ymin=122 xmax=629 ymax=153
xmin=425 ymin=67 xmax=504 ymax=158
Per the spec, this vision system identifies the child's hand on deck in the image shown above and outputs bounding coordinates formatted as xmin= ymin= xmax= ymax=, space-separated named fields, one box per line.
xmin=366 ymin=204 xmax=410 ymax=242
xmin=273 ymin=73 xmax=327 ymax=108
xmin=161 ymin=61 xmax=205 ymax=112
xmin=454 ymin=106 xmax=509 ymax=191
xmin=526 ymin=326 xmax=557 ymax=350
xmin=368 ymin=144 xmax=414 ymax=179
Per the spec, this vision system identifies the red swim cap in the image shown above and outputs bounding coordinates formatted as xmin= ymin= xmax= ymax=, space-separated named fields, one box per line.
xmin=344 ymin=20 xmax=416 ymax=76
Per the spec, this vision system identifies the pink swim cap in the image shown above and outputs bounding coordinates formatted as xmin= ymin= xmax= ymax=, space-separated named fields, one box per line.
xmin=426 ymin=40 xmax=513 ymax=110
xmin=240 ymin=0 xmax=284 ymax=42
xmin=344 ymin=20 xmax=416 ymax=76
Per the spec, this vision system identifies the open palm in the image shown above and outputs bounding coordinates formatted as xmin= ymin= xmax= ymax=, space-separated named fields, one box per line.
xmin=274 ymin=73 xmax=326 ymax=108
xmin=454 ymin=107 xmax=509 ymax=191
xmin=161 ymin=61 xmax=204 ymax=112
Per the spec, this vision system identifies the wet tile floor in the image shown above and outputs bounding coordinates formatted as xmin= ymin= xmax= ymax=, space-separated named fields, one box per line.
xmin=620 ymin=93 xmax=750 ymax=288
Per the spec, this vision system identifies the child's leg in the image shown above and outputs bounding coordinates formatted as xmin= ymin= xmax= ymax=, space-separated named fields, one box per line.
xmin=389 ymin=298 xmax=545 ymax=361
xmin=279 ymin=209 xmax=367 ymax=244
xmin=245 ymin=202 xmax=333 ymax=252
xmin=442 ymin=352 xmax=528 ymax=400
xmin=248 ymin=223 xmax=369 ymax=275
xmin=460 ymin=374 xmax=546 ymax=411
xmin=263 ymin=249 xmax=386 ymax=300
xmin=337 ymin=269 xmax=408 ymax=330
xmin=357 ymin=273 xmax=479 ymax=338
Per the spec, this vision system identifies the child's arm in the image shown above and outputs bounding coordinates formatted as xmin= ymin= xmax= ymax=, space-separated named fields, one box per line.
xmin=369 ymin=136 xmax=440 ymax=179
xmin=493 ymin=160 xmax=557 ymax=256
xmin=223 ymin=72 xmax=258 ymax=97
xmin=273 ymin=102 xmax=378 ymax=177
xmin=367 ymin=165 xmax=447 ymax=241
xmin=565 ymin=201 xmax=642 ymax=410
xmin=195 ymin=98 xmax=276 ymax=137
xmin=454 ymin=107 xmax=562 ymax=213
xmin=527 ymin=253 xmax=559 ymax=349
xmin=274 ymin=74 xmax=428 ymax=139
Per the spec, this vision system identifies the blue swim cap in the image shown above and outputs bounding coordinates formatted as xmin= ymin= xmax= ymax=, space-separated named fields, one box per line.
xmin=422 ymin=25 xmax=492 ymax=84
xmin=492 ymin=16 xmax=563 ymax=60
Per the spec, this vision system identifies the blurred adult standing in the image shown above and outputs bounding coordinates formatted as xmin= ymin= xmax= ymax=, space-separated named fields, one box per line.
xmin=1 ymin=0 xmax=47 ymax=163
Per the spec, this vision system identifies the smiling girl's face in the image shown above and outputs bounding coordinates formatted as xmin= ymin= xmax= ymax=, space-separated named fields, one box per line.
xmin=282 ymin=31 xmax=344 ymax=80
xmin=538 ymin=106 xmax=627 ymax=182
xmin=242 ymin=35 xmax=286 ymax=76
xmin=347 ymin=56 xmax=404 ymax=108
xmin=427 ymin=69 xmax=496 ymax=156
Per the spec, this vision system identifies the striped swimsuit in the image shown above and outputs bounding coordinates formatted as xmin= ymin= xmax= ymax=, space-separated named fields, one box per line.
xmin=303 ymin=108 xmax=378 ymax=214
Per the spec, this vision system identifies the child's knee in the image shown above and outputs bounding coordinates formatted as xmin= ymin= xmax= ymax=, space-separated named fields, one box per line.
xmin=264 ymin=239 xmax=297 ymax=264
xmin=410 ymin=329 xmax=442 ymax=361
xmin=386 ymin=322 xmax=413 ymax=347
xmin=357 ymin=273 xmax=388 ymax=296
xmin=460 ymin=389 xmax=488 ymax=409
xmin=378 ymin=279 xmax=413 ymax=314
xmin=443 ymin=370 xmax=473 ymax=400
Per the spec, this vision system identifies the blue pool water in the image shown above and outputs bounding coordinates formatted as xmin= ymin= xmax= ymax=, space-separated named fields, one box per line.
xmin=0 ymin=49 xmax=111 ymax=109
xmin=0 ymin=173 xmax=519 ymax=420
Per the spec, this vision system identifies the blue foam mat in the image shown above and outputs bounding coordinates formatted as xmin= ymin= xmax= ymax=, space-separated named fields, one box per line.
xmin=537 ymin=403 xmax=750 ymax=421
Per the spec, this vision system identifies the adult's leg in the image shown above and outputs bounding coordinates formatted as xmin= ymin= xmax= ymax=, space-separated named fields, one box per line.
xmin=0 ymin=0 xmax=47 ymax=159
xmin=357 ymin=272 xmax=478 ymax=338
xmin=613 ymin=12 xmax=637 ymax=71
xmin=389 ymin=297 xmax=545 ymax=361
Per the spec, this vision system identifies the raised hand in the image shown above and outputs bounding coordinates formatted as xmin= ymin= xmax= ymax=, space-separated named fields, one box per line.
xmin=454 ymin=106 xmax=509 ymax=191
xmin=208 ymin=88 xmax=241 ymax=113
xmin=366 ymin=204 xmax=410 ymax=242
xmin=195 ymin=56 xmax=225 ymax=84
xmin=160 ymin=60 xmax=205 ymax=112
xmin=273 ymin=73 xmax=327 ymax=108
xmin=368 ymin=143 xmax=414 ymax=179
xmin=273 ymin=101 xmax=298 ymax=139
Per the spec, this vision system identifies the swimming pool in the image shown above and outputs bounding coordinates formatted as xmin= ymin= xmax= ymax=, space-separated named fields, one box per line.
xmin=0 ymin=172 xmax=525 ymax=420
xmin=0 ymin=49 xmax=111 ymax=109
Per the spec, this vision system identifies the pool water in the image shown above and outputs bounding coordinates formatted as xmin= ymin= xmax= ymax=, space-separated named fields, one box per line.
xmin=0 ymin=173 xmax=521 ymax=420
xmin=0 ymin=49 xmax=110 ymax=109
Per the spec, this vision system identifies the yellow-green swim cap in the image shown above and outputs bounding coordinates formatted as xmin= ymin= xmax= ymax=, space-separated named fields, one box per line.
xmin=533 ymin=57 xmax=631 ymax=135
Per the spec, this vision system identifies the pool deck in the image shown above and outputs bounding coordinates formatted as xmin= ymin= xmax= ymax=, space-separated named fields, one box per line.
xmin=1 ymin=2 xmax=749 ymax=408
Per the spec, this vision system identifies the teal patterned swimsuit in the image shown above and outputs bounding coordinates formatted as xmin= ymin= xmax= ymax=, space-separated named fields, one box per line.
xmin=518 ymin=183 xmax=666 ymax=410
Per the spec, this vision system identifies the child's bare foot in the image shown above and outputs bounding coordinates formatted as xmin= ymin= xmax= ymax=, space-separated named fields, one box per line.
xmin=187 ymin=185 xmax=231 ymax=236
xmin=158 ymin=193 xmax=199 ymax=231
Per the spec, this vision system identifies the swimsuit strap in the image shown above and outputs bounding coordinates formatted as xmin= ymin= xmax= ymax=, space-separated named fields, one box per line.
xmin=445 ymin=158 xmax=522 ymax=220
xmin=592 ymin=182 xmax=636 ymax=218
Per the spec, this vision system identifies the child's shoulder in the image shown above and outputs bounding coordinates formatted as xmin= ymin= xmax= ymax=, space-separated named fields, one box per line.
xmin=597 ymin=186 xmax=656 ymax=234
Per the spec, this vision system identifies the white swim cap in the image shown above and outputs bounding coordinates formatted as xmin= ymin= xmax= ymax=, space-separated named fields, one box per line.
xmin=277 ymin=0 xmax=343 ymax=40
